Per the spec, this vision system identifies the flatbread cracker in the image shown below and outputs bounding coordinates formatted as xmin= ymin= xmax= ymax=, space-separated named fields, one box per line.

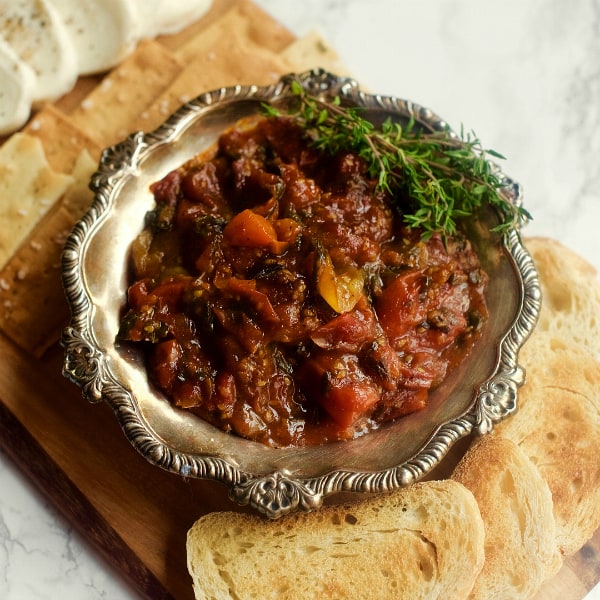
xmin=59 ymin=149 xmax=97 ymax=220
xmin=24 ymin=104 xmax=102 ymax=174
xmin=134 ymin=16 xmax=348 ymax=134
xmin=0 ymin=133 xmax=74 ymax=270
xmin=130 ymin=26 xmax=289 ymax=132
xmin=175 ymin=0 xmax=294 ymax=63
xmin=70 ymin=40 xmax=184 ymax=148
xmin=280 ymin=30 xmax=349 ymax=75
xmin=0 ymin=206 xmax=75 ymax=356
xmin=53 ymin=74 xmax=104 ymax=116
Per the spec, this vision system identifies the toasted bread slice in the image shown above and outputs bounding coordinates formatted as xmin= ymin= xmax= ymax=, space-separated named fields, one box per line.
xmin=452 ymin=435 xmax=562 ymax=599
xmin=523 ymin=236 xmax=600 ymax=363
xmin=187 ymin=480 xmax=484 ymax=600
xmin=496 ymin=237 xmax=600 ymax=556
xmin=495 ymin=344 xmax=600 ymax=556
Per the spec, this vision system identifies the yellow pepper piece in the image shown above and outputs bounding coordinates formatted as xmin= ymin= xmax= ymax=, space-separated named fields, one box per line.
xmin=317 ymin=250 xmax=364 ymax=313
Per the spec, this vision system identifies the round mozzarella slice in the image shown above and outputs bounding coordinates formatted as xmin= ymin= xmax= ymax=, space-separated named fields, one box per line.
xmin=0 ymin=0 xmax=78 ymax=103
xmin=50 ymin=0 xmax=141 ymax=75
xmin=134 ymin=0 xmax=213 ymax=38
xmin=0 ymin=39 xmax=36 ymax=135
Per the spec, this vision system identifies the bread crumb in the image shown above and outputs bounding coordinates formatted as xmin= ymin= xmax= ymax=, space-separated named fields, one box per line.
xmin=0 ymin=278 xmax=10 ymax=291
xmin=81 ymin=98 xmax=94 ymax=110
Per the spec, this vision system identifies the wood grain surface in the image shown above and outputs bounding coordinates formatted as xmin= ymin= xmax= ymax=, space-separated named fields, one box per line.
xmin=0 ymin=1 xmax=598 ymax=598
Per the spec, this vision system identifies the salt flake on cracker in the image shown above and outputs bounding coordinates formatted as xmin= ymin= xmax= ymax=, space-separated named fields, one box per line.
xmin=0 ymin=133 xmax=73 ymax=268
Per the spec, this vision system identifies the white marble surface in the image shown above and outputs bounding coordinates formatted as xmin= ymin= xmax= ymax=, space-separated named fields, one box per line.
xmin=1 ymin=1 xmax=600 ymax=598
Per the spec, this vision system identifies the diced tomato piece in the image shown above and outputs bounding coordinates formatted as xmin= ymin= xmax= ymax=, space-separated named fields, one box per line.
xmin=223 ymin=209 xmax=287 ymax=254
xmin=279 ymin=163 xmax=321 ymax=209
xmin=320 ymin=380 xmax=380 ymax=428
xmin=310 ymin=303 xmax=376 ymax=352
xmin=150 ymin=169 xmax=181 ymax=206
xmin=378 ymin=387 xmax=429 ymax=420
xmin=375 ymin=271 xmax=427 ymax=342
xmin=127 ymin=279 xmax=152 ymax=311
xmin=150 ymin=339 xmax=182 ymax=389
xmin=361 ymin=338 xmax=403 ymax=391
xmin=172 ymin=380 xmax=206 ymax=409
xmin=399 ymin=350 xmax=447 ymax=389
xmin=273 ymin=217 xmax=301 ymax=245
xmin=299 ymin=352 xmax=380 ymax=428
xmin=181 ymin=162 xmax=223 ymax=206
xmin=215 ymin=371 xmax=236 ymax=418
xmin=215 ymin=277 xmax=280 ymax=325
xmin=152 ymin=278 xmax=190 ymax=311
xmin=175 ymin=198 xmax=210 ymax=230
xmin=395 ymin=388 xmax=428 ymax=417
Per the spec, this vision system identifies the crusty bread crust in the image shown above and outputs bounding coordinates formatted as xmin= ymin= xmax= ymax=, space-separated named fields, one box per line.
xmin=187 ymin=480 xmax=485 ymax=600
xmin=452 ymin=435 xmax=562 ymax=599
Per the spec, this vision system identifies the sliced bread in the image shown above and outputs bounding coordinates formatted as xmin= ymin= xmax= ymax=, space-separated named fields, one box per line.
xmin=494 ymin=345 xmax=600 ymax=556
xmin=523 ymin=236 xmax=600 ymax=363
xmin=452 ymin=435 xmax=562 ymax=599
xmin=187 ymin=480 xmax=485 ymax=600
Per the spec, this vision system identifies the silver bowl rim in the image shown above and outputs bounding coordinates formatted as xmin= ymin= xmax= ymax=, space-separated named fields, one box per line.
xmin=61 ymin=69 xmax=541 ymax=518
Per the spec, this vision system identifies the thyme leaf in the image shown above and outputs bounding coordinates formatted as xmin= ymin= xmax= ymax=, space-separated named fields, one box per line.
xmin=263 ymin=79 xmax=531 ymax=239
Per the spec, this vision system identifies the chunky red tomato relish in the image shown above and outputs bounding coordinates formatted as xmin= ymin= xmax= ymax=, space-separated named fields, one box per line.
xmin=117 ymin=116 xmax=488 ymax=447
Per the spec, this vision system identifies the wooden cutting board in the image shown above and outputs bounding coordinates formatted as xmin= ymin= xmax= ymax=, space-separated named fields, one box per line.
xmin=0 ymin=1 xmax=598 ymax=598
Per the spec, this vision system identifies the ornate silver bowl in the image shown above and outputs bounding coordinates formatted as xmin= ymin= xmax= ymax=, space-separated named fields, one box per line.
xmin=61 ymin=69 xmax=541 ymax=518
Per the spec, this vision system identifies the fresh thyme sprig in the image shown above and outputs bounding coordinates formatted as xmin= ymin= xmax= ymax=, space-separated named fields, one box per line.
xmin=263 ymin=79 xmax=531 ymax=239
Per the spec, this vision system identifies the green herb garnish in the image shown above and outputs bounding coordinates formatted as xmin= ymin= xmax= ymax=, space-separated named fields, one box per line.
xmin=263 ymin=79 xmax=531 ymax=239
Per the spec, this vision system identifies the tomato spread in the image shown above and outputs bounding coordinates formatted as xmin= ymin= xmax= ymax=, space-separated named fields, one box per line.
xmin=117 ymin=116 xmax=488 ymax=447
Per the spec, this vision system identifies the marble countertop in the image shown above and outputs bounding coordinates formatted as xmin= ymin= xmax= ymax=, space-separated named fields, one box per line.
xmin=1 ymin=0 xmax=600 ymax=598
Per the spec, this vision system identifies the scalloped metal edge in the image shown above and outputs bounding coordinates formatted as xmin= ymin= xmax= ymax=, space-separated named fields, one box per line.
xmin=61 ymin=69 xmax=541 ymax=519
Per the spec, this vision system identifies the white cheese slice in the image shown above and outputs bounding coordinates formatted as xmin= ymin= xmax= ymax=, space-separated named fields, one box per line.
xmin=0 ymin=0 xmax=78 ymax=103
xmin=135 ymin=0 xmax=213 ymax=38
xmin=0 ymin=39 xmax=36 ymax=135
xmin=50 ymin=0 xmax=141 ymax=75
